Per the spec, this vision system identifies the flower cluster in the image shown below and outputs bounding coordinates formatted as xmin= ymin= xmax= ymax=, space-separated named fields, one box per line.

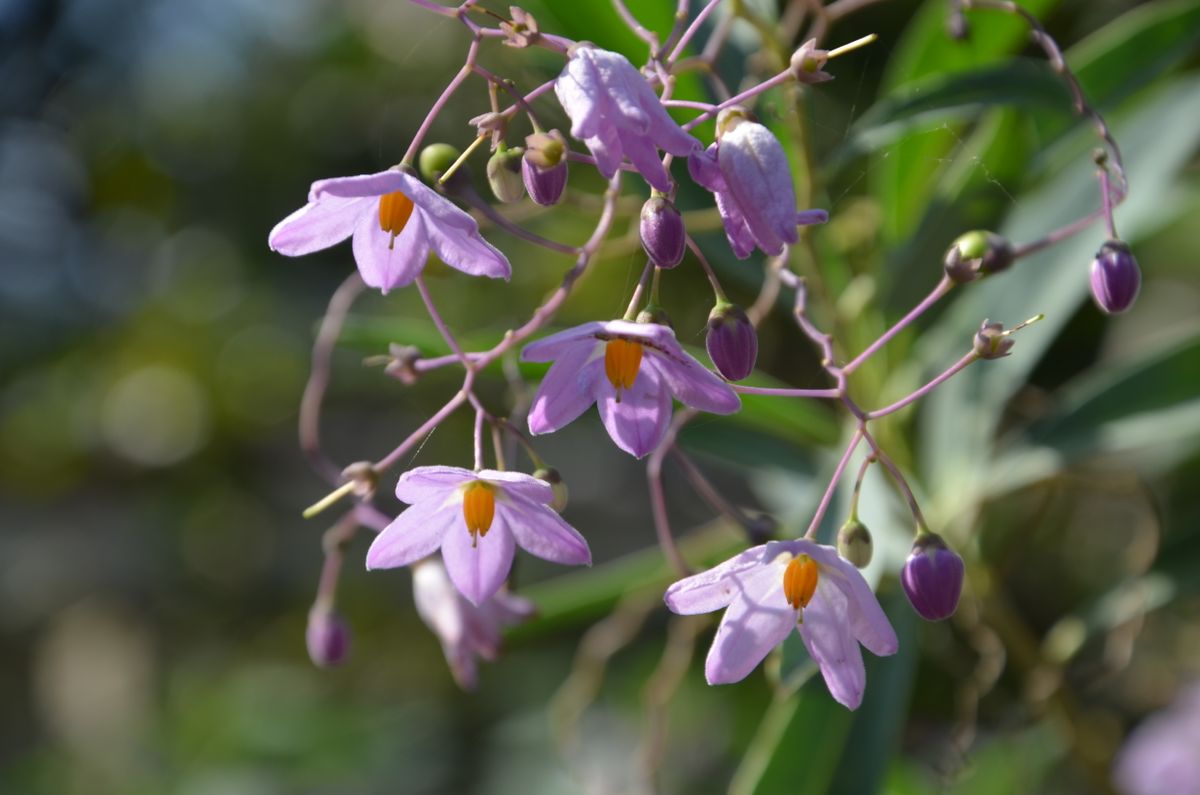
xmin=272 ymin=2 xmax=1135 ymax=710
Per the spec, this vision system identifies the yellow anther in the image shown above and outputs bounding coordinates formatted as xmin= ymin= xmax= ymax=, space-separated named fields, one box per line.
xmin=604 ymin=338 xmax=643 ymax=393
xmin=783 ymin=554 xmax=819 ymax=610
xmin=378 ymin=190 xmax=415 ymax=249
xmin=462 ymin=481 xmax=496 ymax=546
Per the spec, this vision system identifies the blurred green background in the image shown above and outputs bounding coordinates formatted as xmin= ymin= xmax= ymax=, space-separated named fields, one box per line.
xmin=2 ymin=0 xmax=1199 ymax=793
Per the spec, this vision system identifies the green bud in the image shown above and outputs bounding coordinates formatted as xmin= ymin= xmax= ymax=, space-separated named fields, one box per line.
xmin=486 ymin=146 xmax=526 ymax=203
xmin=943 ymin=230 xmax=1013 ymax=284
xmin=418 ymin=143 xmax=460 ymax=183
xmin=635 ymin=303 xmax=673 ymax=328
xmin=837 ymin=519 xmax=873 ymax=568
xmin=533 ymin=466 xmax=568 ymax=513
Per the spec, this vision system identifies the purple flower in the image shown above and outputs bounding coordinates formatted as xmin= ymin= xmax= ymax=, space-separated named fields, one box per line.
xmin=520 ymin=320 xmax=740 ymax=458
xmin=706 ymin=302 xmax=758 ymax=381
xmin=1114 ymin=683 xmax=1200 ymax=795
xmin=366 ymin=466 xmax=590 ymax=605
xmin=555 ymin=45 xmax=699 ymax=192
xmin=900 ymin=533 xmax=964 ymax=621
xmin=1090 ymin=239 xmax=1141 ymax=314
xmin=689 ymin=110 xmax=828 ymax=258
xmin=665 ymin=540 xmax=898 ymax=709
xmin=268 ymin=169 xmax=511 ymax=293
xmin=412 ymin=558 xmax=536 ymax=690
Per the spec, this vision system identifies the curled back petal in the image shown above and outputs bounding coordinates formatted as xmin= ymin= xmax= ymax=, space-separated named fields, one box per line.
xmin=595 ymin=365 xmax=672 ymax=458
xmin=268 ymin=195 xmax=368 ymax=256
xmin=501 ymin=495 xmax=591 ymax=566
xmin=714 ymin=189 xmax=757 ymax=259
xmin=366 ymin=500 xmax=456 ymax=570
xmin=799 ymin=581 xmax=868 ymax=709
xmin=351 ymin=208 xmax=430 ymax=292
xmin=704 ymin=567 xmax=795 ymax=685
xmin=664 ymin=544 xmax=774 ymax=615
xmin=310 ymin=170 xmax=409 ymax=201
xmin=395 ymin=465 xmax=476 ymax=504
xmin=618 ymin=126 xmax=672 ymax=192
xmin=478 ymin=470 xmax=556 ymax=505
xmin=520 ymin=323 xmax=606 ymax=363
xmin=441 ymin=514 xmax=516 ymax=606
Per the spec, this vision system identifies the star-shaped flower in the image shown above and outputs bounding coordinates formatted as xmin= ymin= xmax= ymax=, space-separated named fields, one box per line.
xmin=269 ymin=168 xmax=511 ymax=292
xmin=664 ymin=539 xmax=898 ymax=709
xmin=412 ymin=558 xmax=536 ymax=690
xmin=520 ymin=320 xmax=740 ymax=458
xmin=367 ymin=466 xmax=590 ymax=605
xmin=689 ymin=111 xmax=827 ymax=258
xmin=555 ymin=45 xmax=699 ymax=192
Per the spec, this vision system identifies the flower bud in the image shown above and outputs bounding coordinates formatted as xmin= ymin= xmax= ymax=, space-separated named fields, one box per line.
xmin=900 ymin=533 xmax=964 ymax=621
xmin=635 ymin=303 xmax=673 ymax=329
xmin=306 ymin=608 xmax=350 ymax=668
xmin=522 ymin=131 xmax=568 ymax=206
xmin=1090 ymin=240 xmax=1141 ymax=314
xmin=973 ymin=320 xmax=1014 ymax=360
xmin=639 ymin=196 xmax=686 ymax=269
xmin=500 ymin=6 xmax=540 ymax=48
xmin=837 ymin=519 xmax=873 ymax=568
xmin=715 ymin=106 xmax=753 ymax=140
xmin=418 ymin=143 xmax=459 ymax=183
xmin=486 ymin=146 xmax=526 ymax=203
xmin=706 ymin=303 xmax=758 ymax=381
xmin=943 ymin=230 xmax=1013 ymax=284
xmin=533 ymin=466 xmax=568 ymax=513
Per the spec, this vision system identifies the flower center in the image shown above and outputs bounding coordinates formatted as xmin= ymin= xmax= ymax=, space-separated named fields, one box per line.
xmin=604 ymin=338 xmax=643 ymax=394
xmin=462 ymin=481 xmax=495 ymax=547
xmin=378 ymin=190 xmax=415 ymax=249
xmin=783 ymin=554 xmax=819 ymax=610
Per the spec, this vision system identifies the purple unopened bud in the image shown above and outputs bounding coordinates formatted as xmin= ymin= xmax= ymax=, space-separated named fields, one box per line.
xmin=900 ymin=533 xmax=964 ymax=621
xmin=522 ymin=130 xmax=568 ymax=206
xmin=706 ymin=303 xmax=758 ymax=381
xmin=943 ymin=230 xmax=1013 ymax=284
xmin=640 ymin=196 xmax=685 ymax=269
xmin=1090 ymin=240 xmax=1141 ymax=314
xmin=306 ymin=608 xmax=350 ymax=668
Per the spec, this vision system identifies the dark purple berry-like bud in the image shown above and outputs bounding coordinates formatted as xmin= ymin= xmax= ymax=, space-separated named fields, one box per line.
xmin=900 ymin=533 xmax=964 ymax=621
xmin=639 ymin=196 xmax=686 ymax=269
xmin=943 ymin=230 xmax=1013 ymax=284
xmin=706 ymin=303 xmax=758 ymax=381
xmin=306 ymin=608 xmax=350 ymax=668
xmin=486 ymin=146 xmax=526 ymax=203
xmin=1090 ymin=240 xmax=1141 ymax=314
xmin=522 ymin=130 xmax=568 ymax=206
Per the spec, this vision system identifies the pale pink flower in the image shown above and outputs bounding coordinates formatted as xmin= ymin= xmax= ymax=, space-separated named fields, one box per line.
xmin=664 ymin=539 xmax=898 ymax=709
xmin=520 ymin=320 xmax=740 ymax=458
xmin=366 ymin=466 xmax=590 ymax=605
xmin=555 ymin=45 xmax=699 ymax=192
xmin=269 ymin=169 xmax=510 ymax=292
xmin=689 ymin=114 xmax=827 ymax=258
xmin=412 ymin=558 xmax=535 ymax=690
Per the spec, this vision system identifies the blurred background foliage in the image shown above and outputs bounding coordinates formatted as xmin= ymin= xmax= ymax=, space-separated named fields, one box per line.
xmin=1 ymin=0 xmax=1198 ymax=793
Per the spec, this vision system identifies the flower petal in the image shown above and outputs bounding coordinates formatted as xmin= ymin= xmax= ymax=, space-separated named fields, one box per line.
xmin=520 ymin=322 xmax=607 ymax=363
xmin=646 ymin=350 xmax=740 ymax=415
xmin=806 ymin=544 xmax=898 ymax=657
xmin=583 ymin=124 xmax=624 ymax=180
xmin=664 ymin=544 xmax=774 ymax=615
xmin=704 ymin=566 xmax=795 ymax=685
xmin=413 ymin=560 xmax=466 ymax=649
xmin=715 ymin=188 xmax=757 ymax=259
xmin=441 ymin=516 xmax=516 ymax=606
xmin=556 ymin=49 xmax=605 ymax=140
xmin=527 ymin=346 xmax=603 ymax=435
xmin=395 ymin=465 xmax=475 ymax=504
xmin=500 ymin=494 xmax=591 ymax=565
xmin=688 ymin=143 xmax=725 ymax=191
xmin=310 ymin=170 xmax=409 ymax=201
xmin=351 ymin=207 xmax=430 ymax=292
xmin=479 ymin=469 xmax=555 ymax=505
xmin=590 ymin=48 xmax=651 ymax=134
xmin=618 ymin=126 xmax=672 ymax=192
xmin=269 ymin=193 xmax=369 ymax=256
xmin=595 ymin=365 xmax=672 ymax=458
xmin=799 ymin=580 xmax=867 ymax=709
xmin=366 ymin=500 xmax=455 ymax=570
xmin=719 ymin=123 xmax=798 ymax=254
